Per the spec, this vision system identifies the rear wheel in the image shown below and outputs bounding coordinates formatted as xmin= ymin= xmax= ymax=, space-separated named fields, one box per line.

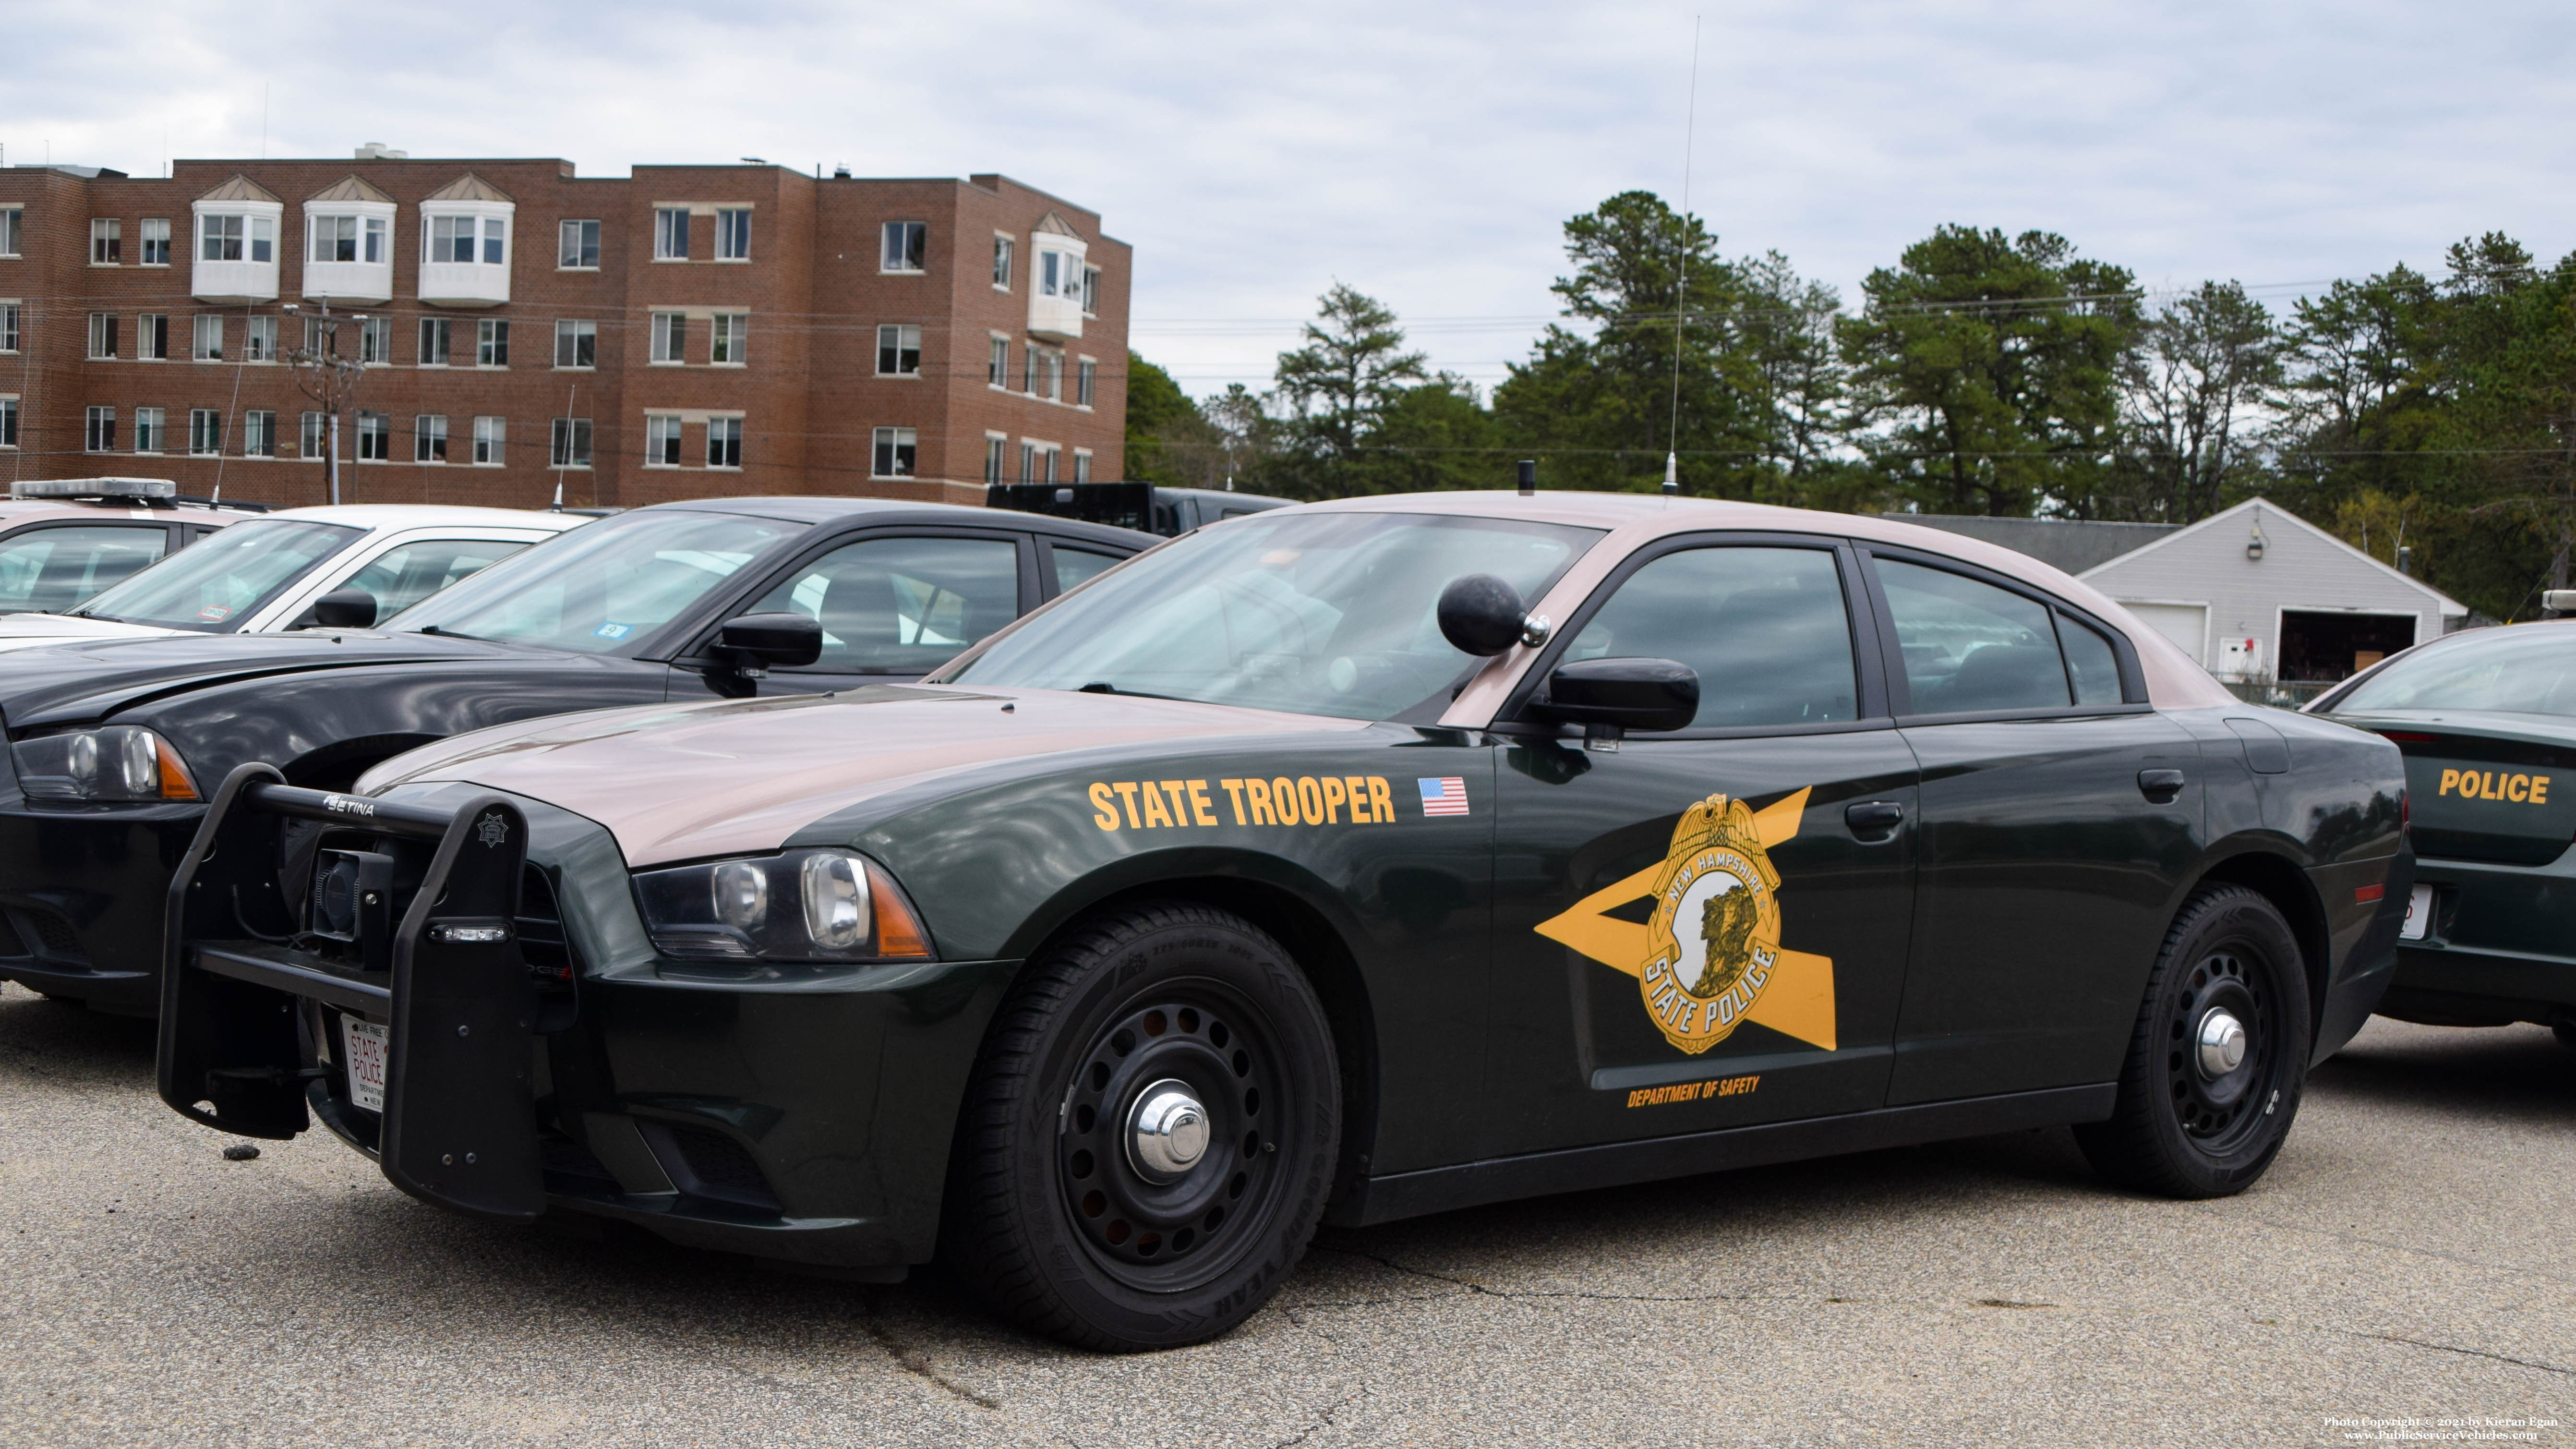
xmin=942 ymin=902 xmax=1339 ymax=1351
xmin=2077 ymin=885 xmax=2310 ymax=1198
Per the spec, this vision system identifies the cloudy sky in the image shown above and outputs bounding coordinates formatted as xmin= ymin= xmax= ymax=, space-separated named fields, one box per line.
xmin=12 ymin=0 xmax=2573 ymax=394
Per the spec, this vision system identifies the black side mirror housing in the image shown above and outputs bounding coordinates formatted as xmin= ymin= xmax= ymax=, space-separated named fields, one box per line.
xmin=1534 ymin=657 xmax=1699 ymax=733
xmin=309 ymin=588 xmax=378 ymax=629
xmin=716 ymin=613 xmax=823 ymax=670
xmin=1437 ymin=574 xmax=1530 ymax=656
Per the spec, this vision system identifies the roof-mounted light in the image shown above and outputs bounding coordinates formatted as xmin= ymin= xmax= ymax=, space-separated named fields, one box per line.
xmin=13 ymin=477 xmax=178 ymax=503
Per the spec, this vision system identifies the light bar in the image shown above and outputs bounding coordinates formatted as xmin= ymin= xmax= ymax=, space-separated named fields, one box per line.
xmin=12 ymin=478 xmax=179 ymax=501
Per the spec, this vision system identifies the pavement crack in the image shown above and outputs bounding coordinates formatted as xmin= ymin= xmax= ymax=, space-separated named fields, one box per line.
xmin=1309 ymin=1244 xmax=1770 ymax=1307
xmin=1267 ymin=1384 xmax=1367 ymax=1449
xmin=862 ymin=1321 xmax=1000 ymax=1410
xmin=2347 ymin=1330 xmax=2576 ymax=1378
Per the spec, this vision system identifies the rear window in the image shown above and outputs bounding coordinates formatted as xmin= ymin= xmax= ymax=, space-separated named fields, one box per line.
xmin=2335 ymin=627 xmax=2576 ymax=718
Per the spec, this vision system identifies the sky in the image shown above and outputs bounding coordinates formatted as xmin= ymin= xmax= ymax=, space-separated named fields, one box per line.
xmin=10 ymin=0 xmax=2574 ymax=397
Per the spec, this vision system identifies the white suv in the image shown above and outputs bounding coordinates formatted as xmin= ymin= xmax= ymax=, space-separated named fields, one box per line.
xmin=0 ymin=505 xmax=591 ymax=652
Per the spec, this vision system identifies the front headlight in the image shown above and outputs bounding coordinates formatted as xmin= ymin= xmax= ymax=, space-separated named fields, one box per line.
xmin=633 ymin=848 xmax=932 ymax=963
xmin=13 ymin=726 xmax=201 ymax=802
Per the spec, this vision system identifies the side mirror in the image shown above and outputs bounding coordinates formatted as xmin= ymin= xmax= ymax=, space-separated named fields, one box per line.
xmin=1437 ymin=574 xmax=1532 ymax=656
xmin=1534 ymin=657 xmax=1699 ymax=733
xmin=310 ymin=588 xmax=378 ymax=629
xmin=716 ymin=612 xmax=823 ymax=670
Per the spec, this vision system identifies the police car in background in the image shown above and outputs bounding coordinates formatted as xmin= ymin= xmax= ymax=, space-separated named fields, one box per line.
xmin=0 ymin=479 xmax=258 ymax=616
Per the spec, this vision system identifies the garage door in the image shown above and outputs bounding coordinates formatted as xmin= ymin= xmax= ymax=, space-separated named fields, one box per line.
xmin=2122 ymin=602 xmax=2208 ymax=665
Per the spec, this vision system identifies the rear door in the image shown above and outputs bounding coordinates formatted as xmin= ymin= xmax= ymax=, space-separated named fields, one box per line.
xmin=681 ymin=528 xmax=1038 ymax=695
xmin=1482 ymin=535 xmax=1920 ymax=1158
xmin=261 ymin=530 xmax=550 ymax=629
xmin=1863 ymin=546 xmax=2205 ymax=1105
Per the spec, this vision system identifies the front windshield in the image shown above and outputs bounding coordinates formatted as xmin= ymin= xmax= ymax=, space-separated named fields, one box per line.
xmin=2334 ymin=626 xmax=2576 ymax=718
xmin=386 ymin=509 xmax=802 ymax=652
xmin=76 ymin=519 xmax=362 ymax=632
xmin=948 ymin=511 xmax=1601 ymax=720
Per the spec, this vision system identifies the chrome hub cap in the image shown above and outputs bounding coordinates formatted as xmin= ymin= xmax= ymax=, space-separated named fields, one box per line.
xmin=2196 ymin=1008 xmax=2249 ymax=1079
xmin=1126 ymin=1079 xmax=1209 ymax=1181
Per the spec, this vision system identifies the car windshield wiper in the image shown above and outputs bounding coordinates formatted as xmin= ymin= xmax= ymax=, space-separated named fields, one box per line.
xmin=412 ymin=624 xmax=487 ymax=641
xmin=1077 ymin=681 xmax=1183 ymax=701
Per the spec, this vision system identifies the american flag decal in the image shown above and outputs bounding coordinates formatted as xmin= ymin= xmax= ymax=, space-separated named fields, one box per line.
xmin=1418 ymin=776 xmax=1469 ymax=817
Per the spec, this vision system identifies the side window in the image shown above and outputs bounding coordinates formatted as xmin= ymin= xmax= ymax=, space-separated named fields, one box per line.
xmin=1050 ymin=545 xmax=1123 ymax=594
xmin=748 ymin=536 xmax=1020 ymax=674
xmin=2058 ymin=612 xmax=2124 ymax=706
xmin=1877 ymin=558 xmax=2070 ymax=714
xmin=1565 ymin=545 xmax=1857 ymax=729
xmin=0 ymin=526 xmax=169 ymax=615
xmin=342 ymin=538 xmax=531 ymax=622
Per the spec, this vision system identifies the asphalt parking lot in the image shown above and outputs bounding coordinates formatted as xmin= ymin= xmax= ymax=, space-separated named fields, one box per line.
xmin=0 ymin=978 xmax=2566 ymax=1449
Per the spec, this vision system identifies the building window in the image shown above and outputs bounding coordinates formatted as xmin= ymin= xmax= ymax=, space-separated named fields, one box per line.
xmin=415 ymin=414 xmax=448 ymax=463
xmin=189 ymin=409 xmax=224 ymax=456
xmin=418 ymin=318 xmax=452 ymax=366
xmin=91 ymin=218 xmax=122 ymax=264
xmin=310 ymin=214 xmax=387 ymax=263
xmin=482 ymin=217 xmax=506 ymax=265
xmin=1045 ymin=350 xmax=1063 ymax=402
xmin=554 ymin=319 xmax=596 ymax=369
xmin=301 ymin=411 xmax=326 ymax=459
xmin=1040 ymin=250 xmax=1065 ymax=298
xmin=359 ymin=317 xmax=391 ymax=364
xmin=245 ymin=315 xmax=277 ymax=362
xmin=88 ymin=313 xmax=118 ymax=360
xmin=193 ymin=315 xmax=225 ymax=362
xmin=1082 ymin=265 xmax=1100 ymax=316
xmin=1018 ymin=440 xmax=1035 ymax=482
xmin=654 ymin=208 xmax=689 ymax=260
xmin=472 ymin=416 xmax=504 ymax=465
xmin=881 ymin=221 xmax=926 ymax=272
xmin=716 ymin=208 xmax=751 ymax=260
xmin=429 ymin=216 xmax=501 ymax=265
xmin=1041 ymin=445 xmax=1059 ymax=484
xmin=558 ymin=218 xmax=601 ymax=269
xmin=139 ymin=314 xmax=169 ymax=361
xmin=0 ymin=208 xmax=20 ymax=257
xmin=871 ymin=426 xmax=916 ymax=478
xmin=876 ymin=324 xmax=921 ymax=376
xmin=86 ymin=407 xmax=116 ymax=452
xmin=0 ymin=302 xmax=17 ymax=353
xmin=988 ymin=335 xmax=1008 ymax=387
xmin=1073 ymin=449 xmax=1093 ymax=484
xmin=133 ymin=408 xmax=165 ymax=454
xmin=199 ymin=215 xmax=271 ymax=262
xmin=141 ymin=218 xmax=171 ymax=266
xmin=984 ymin=433 xmax=1006 ymax=485
xmin=243 ymin=410 xmax=275 ymax=457
xmin=706 ymin=313 xmax=745 ymax=365
xmin=356 ymin=411 xmax=390 ymax=461
xmin=650 ymin=312 xmax=686 ymax=364
xmin=550 ymin=418 xmax=593 ymax=468
xmin=477 ymin=318 xmax=509 ymax=367
xmin=707 ymin=417 xmax=743 ymax=469
xmin=993 ymin=235 xmax=1013 ymax=289
xmin=301 ymin=315 xmax=325 ymax=355
xmin=1 ymin=397 xmax=21 ymax=449
xmin=1023 ymin=346 xmax=1038 ymax=394
xmin=1077 ymin=356 xmax=1096 ymax=407
xmin=645 ymin=414 xmax=683 ymax=467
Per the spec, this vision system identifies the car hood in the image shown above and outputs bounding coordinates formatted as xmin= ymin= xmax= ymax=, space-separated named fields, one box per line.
xmin=361 ymin=685 xmax=1367 ymax=868
xmin=0 ymin=613 xmax=186 ymax=654
xmin=0 ymin=629 xmax=530 ymax=730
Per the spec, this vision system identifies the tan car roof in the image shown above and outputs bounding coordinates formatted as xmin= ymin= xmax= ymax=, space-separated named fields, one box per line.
xmin=0 ymin=500 xmax=242 ymax=528
xmin=1268 ymin=492 xmax=2235 ymax=719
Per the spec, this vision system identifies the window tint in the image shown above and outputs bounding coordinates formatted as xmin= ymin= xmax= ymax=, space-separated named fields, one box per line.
xmin=2058 ymin=614 xmax=2124 ymax=705
xmin=77 ymin=519 xmax=360 ymax=631
xmin=338 ymin=538 xmax=530 ymax=621
xmin=1878 ymin=558 xmax=2070 ymax=714
xmin=1051 ymin=545 xmax=1122 ymax=594
xmin=748 ymin=536 xmax=1021 ymax=675
xmin=1565 ymin=546 xmax=1857 ymax=729
xmin=0 ymin=526 xmax=168 ymax=615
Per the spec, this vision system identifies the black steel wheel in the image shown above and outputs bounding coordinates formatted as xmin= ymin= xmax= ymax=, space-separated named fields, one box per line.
xmin=943 ymin=901 xmax=1338 ymax=1351
xmin=2077 ymin=884 xmax=2311 ymax=1197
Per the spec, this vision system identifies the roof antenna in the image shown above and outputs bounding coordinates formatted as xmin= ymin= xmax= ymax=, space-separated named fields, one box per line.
xmin=1662 ymin=14 xmax=1703 ymax=498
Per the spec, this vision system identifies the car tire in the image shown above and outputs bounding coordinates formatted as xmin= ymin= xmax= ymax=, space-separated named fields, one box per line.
xmin=941 ymin=901 xmax=1339 ymax=1352
xmin=2076 ymin=884 xmax=2311 ymax=1199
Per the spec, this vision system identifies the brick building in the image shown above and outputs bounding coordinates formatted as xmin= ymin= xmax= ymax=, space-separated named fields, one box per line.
xmin=0 ymin=154 xmax=1128 ymax=508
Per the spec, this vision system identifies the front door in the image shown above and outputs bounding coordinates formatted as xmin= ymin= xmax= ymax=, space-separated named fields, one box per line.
xmin=676 ymin=531 xmax=1035 ymax=697
xmin=1483 ymin=537 xmax=1921 ymax=1159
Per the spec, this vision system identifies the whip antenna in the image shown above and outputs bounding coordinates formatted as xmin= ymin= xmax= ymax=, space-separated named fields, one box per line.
xmin=1664 ymin=14 xmax=1703 ymax=496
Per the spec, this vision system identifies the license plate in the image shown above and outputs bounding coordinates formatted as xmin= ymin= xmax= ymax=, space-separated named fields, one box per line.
xmin=2399 ymin=884 xmax=2435 ymax=942
xmin=341 ymin=1016 xmax=390 ymax=1113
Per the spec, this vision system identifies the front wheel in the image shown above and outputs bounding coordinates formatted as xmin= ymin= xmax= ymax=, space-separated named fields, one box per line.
xmin=942 ymin=902 xmax=1339 ymax=1352
xmin=2076 ymin=885 xmax=2311 ymax=1198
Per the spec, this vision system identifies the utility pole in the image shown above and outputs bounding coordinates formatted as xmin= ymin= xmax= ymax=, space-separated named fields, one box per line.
xmin=283 ymin=299 xmax=367 ymax=506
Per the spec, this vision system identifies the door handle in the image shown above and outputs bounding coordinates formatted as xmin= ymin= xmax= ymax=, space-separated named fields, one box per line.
xmin=1845 ymin=800 xmax=1905 ymax=839
xmin=2138 ymin=768 xmax=2187 ymax=804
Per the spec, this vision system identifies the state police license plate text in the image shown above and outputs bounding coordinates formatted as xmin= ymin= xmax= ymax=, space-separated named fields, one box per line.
xmin=2399 ymin=884 xmax=2434 ymax=942
xmin=342 ymin=1017 xmax=390 ymax=1112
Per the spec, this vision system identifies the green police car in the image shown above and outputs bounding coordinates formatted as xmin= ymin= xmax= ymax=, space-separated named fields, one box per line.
xmin=157 ymin=492 xmax=2411 ymax=1351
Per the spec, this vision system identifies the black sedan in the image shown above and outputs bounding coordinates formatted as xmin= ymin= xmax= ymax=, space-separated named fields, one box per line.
xmin=0 ymin=496 xmax=1151 ymax=1012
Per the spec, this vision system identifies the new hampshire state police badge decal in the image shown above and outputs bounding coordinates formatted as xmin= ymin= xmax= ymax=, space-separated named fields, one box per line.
xmin=1533 ymin=788 xmax=1838 ymax=1057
